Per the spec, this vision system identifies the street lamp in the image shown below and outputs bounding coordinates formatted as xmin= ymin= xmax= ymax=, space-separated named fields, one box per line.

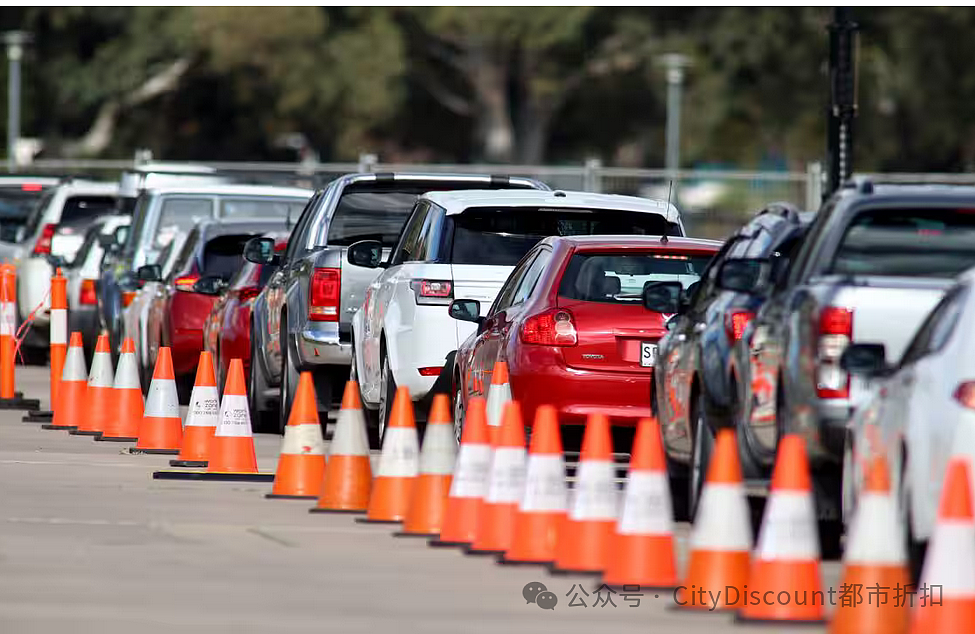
xmin=3 ymin=31 xmax=33 ymax=173
xmin=658 ymin=53 xmax=691 ymax=175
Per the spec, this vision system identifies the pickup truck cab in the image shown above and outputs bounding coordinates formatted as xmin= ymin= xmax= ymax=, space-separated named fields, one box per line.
xmin=734 ymin=179 xmax=975 ymax=552
xmin=245 ymin=173 xmax=548 ymax=433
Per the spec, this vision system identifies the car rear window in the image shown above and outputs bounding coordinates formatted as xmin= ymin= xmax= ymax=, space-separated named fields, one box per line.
xmin=59 ymin=196 xmax=117 ymax=228
xmin=831 ymin=208 xmax=975 ymax=277
xmin=326 ymin=192 xmax=420 ymax=247
xmin=202 ymin=234 xmax=257 ymax=281
xmin=219 ymin=198 xmax=308 ymax=221
xmin=558 ymin=251 xmax=713 ymax=304
xmin=448 ymin=208 xmax=682 ymax=266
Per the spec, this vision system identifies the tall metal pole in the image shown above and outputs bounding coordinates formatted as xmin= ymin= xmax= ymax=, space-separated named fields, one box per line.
xmin=3 ymin=32 xmax=31 ymax=174
xmin=826 ymin=8 xmax=858 ymax=198
xmin=661 ymin=54 xmax=689 ymax=174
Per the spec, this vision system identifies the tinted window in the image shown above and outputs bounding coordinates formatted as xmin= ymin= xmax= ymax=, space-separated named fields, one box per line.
xmin=283 ymin=191 xmax=322 ymax=261
xmin=559 ymin=252 xmax=713 ymax=304
xmin=219 ymin=198 xmax=307 ymax=220
xmin=391 ymin=202 xmax=430 ymax=265
xmin=447 ymin=207 xmax=679 ymax=266
xmin=510 ymin=250 xmax=552 ymax=306
xmin=202 ymin=234 xmax=255 ymax=281
xmin=155 ymin=198 xmax=214 ymax=249
xmin=327 ymin=192 xmax=419 ymax=247
xmin=169 ymin=227 xmax=200 ymax=280
xmin=0 ymin=188 xmax=50 ymax=240
xmin=229 ymin=261 xmax=261 ymax=290
xmin=830 ymin=207 xmax=975 ymax=278
xmin=122 ymin=193 xmax=152 ymax=258
xmin=59 ymin=196 xmax=118 ymax=228
xmin=491 ymin=250 xmax=540 ymax=315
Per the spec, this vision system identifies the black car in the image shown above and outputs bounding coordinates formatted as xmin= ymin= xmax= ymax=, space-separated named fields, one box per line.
xmin=648 ymin=203 xmax=812 ymax=520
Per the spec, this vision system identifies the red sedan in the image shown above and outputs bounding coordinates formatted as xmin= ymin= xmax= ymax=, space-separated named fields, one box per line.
xmin=449 ymin=235 xmax=721 ymax=440
xmin=203 ymin=233 xmax=287 ymax=402
xmin=143 ymin=219 xmax=290 ymax=395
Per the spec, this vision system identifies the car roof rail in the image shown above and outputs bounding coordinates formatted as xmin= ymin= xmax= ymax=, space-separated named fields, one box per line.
xmin=842 ymin=176 xmax=874 ymax=194
xmin=757 ymin=202 xmax=801 ymax=221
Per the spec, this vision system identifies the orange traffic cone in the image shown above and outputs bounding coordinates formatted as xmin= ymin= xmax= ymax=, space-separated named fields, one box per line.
xmin=602 ymin=417 xmax=677 ymax=590
xmin=133 ymin=347 xmax=182 ymax=455
xmin=429 ymin=396 xmax=491 ymax=547
xmin=675 ymin=428 xmax=752 ymax=611
xmin=485 ymin=361 xmax=511 ymax=430
xmin=42 ymin=332 xmax=87 ymax=431
xmin=170 ymin=352 xmax=219 ymax=467
xmin=468 ymin=400 xmax=527 ymax=556
xmin=500 ymin=404 xmax=567 ymax=565
xmin=97 ymin=338 xmax=143 ymax=442
xmin=71 ymin=334 xmax=114 ymax=436
xmin=737 ymin=434 xmax=825 ymax=624
xmin=909 ymin=456 xmax=975 ymax=632
xmin=207 ymin=359 xmax=258 ymax=473
xmin=551 ymin=412 xmax=618 ymax=575
xmin=268 ymin=372 xmax=325 ymax=499
xmin=24 ymin=267 xmax=67 ymax=421
xmin=311 ymin=381 xmax=372 ymax=513
xmin=356 ymin=386 xmax=418 ymax=524
xmin=831 ymin=453 xmax=909 ymax=634
xmin=396 ymin=395 xmax=457 ymax=536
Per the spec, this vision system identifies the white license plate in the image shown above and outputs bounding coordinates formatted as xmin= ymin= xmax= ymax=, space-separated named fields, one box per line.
xmin=640 ymin=342 xmax=658 ymax=367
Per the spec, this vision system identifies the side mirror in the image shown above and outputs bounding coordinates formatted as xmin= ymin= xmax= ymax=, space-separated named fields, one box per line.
xmin=643 ymin=281 xmax=684 ymax=314
xmin=347 ymin=239 xmax=384 ymax=269
xmin=136 ymin=264 xmax=162 ymax=283
xmin=716 ymin=259 xmax=771 ymax=294
xmin=114 ymin=225 xmax=129 ymax=247
xmin=192 ymin=275 xmax=228 ymax=296
xmin=97 ymin=233 xmax=116 ymax=249
xmin=243 ymin=237 xmax=279 ymax=265
xmin=448 ymin=299 xmax=483 ymax=325
xmin=840 ymin=343 xmax=891 ymax=378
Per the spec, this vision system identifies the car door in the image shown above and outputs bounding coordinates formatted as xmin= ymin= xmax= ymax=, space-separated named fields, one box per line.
xmin=467 ymin=248 xmax=542 ymax=400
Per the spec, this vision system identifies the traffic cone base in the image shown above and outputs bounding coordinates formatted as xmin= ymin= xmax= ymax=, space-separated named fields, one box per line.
xmin=208 ymin=435 xmax=258 ymax=474
xmin=398 ymin=474 xmax=453 ymax=536
xmin=176 ymin=426 xmax=215 ymax=464
xmin=550 ymin=519 xmax=615 ymax=574
xmin=312 ymin=454 xmax=372 ymax=512
xmin=136 ymin=416 xmax=182 ymax=452
xmin=734 ymin=560 xmax=825 ymax=623
xmin=469 ymin=502 xmax=518 ymax=554
xmin=177 ymin=375 xmax=219 ymax=462
xmin=269 ymin=453 xmax=325 ymax=499
xmin=603 ymin=534 xmax=677 ymax=590
xmin=831 ymin=565 xmax=909 ymax=634
xmin=102 ymin=385 xmax=143 ymax=440
xmin=676 ymin=551 xmax=751 ymax=610
xmin=431 ymin=497 xmax=482 ymax=547
xmin=358 ymin=477 xmax=414 ymax=523
xmin=501 ymin=512 xmax=565 ymax=564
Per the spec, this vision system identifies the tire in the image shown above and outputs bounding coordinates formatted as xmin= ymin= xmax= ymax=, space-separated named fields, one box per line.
xmin=370 ymin=349 xmax=396 ymax=449
xmin=249 ymin=335 xmax=275 ymax=433
xmin=900 ymin=449 xmax=928 ymax=584
xmin=277 ymin=314 xmax=299 ymax=435
xmin=688 ymin=389 xmax=714 ymax=521
xmin=452 ymin=374 xmax=465 ymax=444
xmin=818 ymin=519 xmax=843 ymax=561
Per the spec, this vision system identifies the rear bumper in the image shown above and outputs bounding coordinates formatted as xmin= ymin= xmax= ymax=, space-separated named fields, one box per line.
xmin=295 ymin=320 xmax=352 ymax=369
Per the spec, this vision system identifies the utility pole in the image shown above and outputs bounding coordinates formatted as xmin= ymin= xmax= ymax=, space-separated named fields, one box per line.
xmin=826 ymin=8 xmax=858 ymax=199
xmin=3 ymin=31 xmax=32 ymax=173
xmin=660 ymin=53 xmax=691 ymax=175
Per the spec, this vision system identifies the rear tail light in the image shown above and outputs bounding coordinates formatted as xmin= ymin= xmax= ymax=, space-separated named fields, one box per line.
xmin=410 ymin=279 xmax=453 ymax=306
xmin=121 ymin=291 xmax=137 ymax=308
xmin=309 ymin=267 xmax=340 ymax=321
xmin=725 ymin=309 xmax=754 ymax=342
xmin=174 ymin=275 xmax=200 ymax=292
xmin=21 ymin=183 xmax=43 ymax=192
xmin=32 ymin=223 xmax=57 ymax=255
xmin=816 ymin=306 xmax=853 ymax=399
xmin=418 ymin=367 xmax=442 ymax=377
xmin=520 ymin=308 xmax=578 ymax=346
xmin=955 ymin=382 xmax=975 ymax=409
xmin=80 ymin=279 xmax=97 ymax=305
xmin=238 ymin=286 xmax=262 ymax=302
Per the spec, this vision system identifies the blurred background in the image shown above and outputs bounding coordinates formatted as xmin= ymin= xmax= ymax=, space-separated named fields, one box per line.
xmin=0 ymin=7 xmax=972 ymax=236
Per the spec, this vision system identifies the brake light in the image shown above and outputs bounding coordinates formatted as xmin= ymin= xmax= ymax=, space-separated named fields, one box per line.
xmin=816 ymin=306 xmax=853 ymax=399
xmin=238 ymin=286 xmax=262 ymax=302
xmin=520 ymin=309 xmax=578 ymax=346
xmin=32 ymin=223 xmax=57 ymax=255
xmin=309 ymin=267 xmax=340 ymax=321
xmin=954 ymin=382 xmax=975 ymax=409
xmin=418 ymin=367 xmax=442 ymax=377
xmin=174 ymin=275 xmax=200 ymax=292
xmin=21 ymin=183 xmax=42 ymax=192
xmin=725 ymin=309 xmax=754 ymax=342
xmin=80 ymin=279 xmax=97 ymax=305
xmin=410 ymin=279 xmax=453 ymax=305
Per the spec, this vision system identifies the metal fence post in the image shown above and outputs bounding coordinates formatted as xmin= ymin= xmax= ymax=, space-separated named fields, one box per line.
xmin=805 ymin=161 xmax=824 ymax=210
xmin=358 ymin=153 xmax=377 ymax=173
xmin=583 ymin=158 xmax=603 ymax=193
xmin=134 ymin=148 xmax=153 ymax=167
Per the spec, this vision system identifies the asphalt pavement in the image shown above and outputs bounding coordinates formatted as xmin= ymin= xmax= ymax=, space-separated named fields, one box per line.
xmin=0 ymin=366 xmax=843 ymax=633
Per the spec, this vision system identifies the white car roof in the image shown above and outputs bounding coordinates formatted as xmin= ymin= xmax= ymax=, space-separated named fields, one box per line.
xmin=142 ymin=184 xmax=314 ymax=198
xmin=421 ymin=189 xmax=681 ymax=223
xmin=53 ymin=181 xmax=119 ymax=196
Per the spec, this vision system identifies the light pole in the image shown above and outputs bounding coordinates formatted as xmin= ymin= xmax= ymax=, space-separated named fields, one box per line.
xmin=3 ymin=31 xmax=32 ymax=173
xmin=659 ymin=53 xmax=691 ymax=175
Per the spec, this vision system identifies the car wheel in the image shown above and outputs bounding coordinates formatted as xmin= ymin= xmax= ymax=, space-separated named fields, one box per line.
xmin=688 ymin=390 xmax=714 ymax=521
xmin=452 ymin=374 xmax=465 ymax=444
xmin=277 ymin=314 xmax=299 ymax=435
xmin=900 ymin=449 xmax=928 ymax=584
xmin=350 ymin=341 xmax=378 ymax=431
xmin=841 ymin=429 xmax=856 ymax=526
xmin=249 ymin=336 xmax=274 ymax=433
xmin=370 ymin=351 xmax=395 ymax=449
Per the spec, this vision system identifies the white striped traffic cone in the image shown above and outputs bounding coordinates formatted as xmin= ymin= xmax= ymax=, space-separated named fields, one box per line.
xmin=356 ymin=386 xmax=418 ymax=523
xmin=43 ymin=332 xmax=87 ymax=431
xmin=171 ymin=352 xmax=220 ymax=466
xmin=311 ymin=381 xmax=373 ymax=513
xmin=485 ymin=361 xmax=511 ymax=430
xmin=268 ymin=372 xmax=325 ymax=499
xmin=134 ymin=347 xmax=183 ymax=455
xmin=98 ymin=337 xmax=143 ymax=442
xmin=397 ymin=395 xmax=457 ymax=536
xmin=71 ymin=334 xmax=114 ymax=436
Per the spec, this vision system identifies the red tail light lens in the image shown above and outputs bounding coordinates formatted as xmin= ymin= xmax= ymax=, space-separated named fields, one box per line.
xmin=725 ymin=309 xmax=754 ymax=342
xmin=32 ymin=223 xmax=57 ymax=255
xmin=174 ymin=275 xmax=200 ymax=292
xmin=410 ymin=279 xmax=453 ymax=305
xmin=309 ymin=267 xmax=340 ymax=321
xmin=954 ymin=381 xmax=975 ymax=409
xmin=816 ymin=306 xmax=853 ymax=399
xmin=237 ymin=286 xmax=262 ymax=302
xmin=21 ymin=183 xmax=43 ymax=192
xmin=80 ymin=279 xmax=97 ymax=305
xmin=418 ymin=366 xmax=442 ymax=377
xmin=520 ymin=309 xmax=578 ymax=346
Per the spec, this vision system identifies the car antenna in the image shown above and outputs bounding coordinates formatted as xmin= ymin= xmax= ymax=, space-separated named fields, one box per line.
xmin=285 ymin=203 xmax=292 ymax=231
xmin=660 ymin=180 xmax=673 ymax=244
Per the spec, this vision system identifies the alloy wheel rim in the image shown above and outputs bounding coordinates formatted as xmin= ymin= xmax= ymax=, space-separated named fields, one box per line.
xmin=453 ymin=387 xmax=464 ymax=444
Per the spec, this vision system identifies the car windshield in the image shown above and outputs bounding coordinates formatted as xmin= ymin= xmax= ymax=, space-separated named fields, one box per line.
xmin=831 ymin=208 xmax=975 ymax=277
xmin=326 ymin=192 xmax=420 ymax=247
xmin=448 ymin=208 xmax=683 ymax=266
xmin=558 ymin=251 xmax=713 ymax=304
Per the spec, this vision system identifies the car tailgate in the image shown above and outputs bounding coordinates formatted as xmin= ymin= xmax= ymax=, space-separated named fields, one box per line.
xmin=339 ymin=246 xmax=392 ymax=324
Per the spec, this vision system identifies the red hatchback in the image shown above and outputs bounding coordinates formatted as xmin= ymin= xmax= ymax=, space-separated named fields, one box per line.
xmin=449 ymin=235 xmax=721 ymax=438
xmin=203 ymin=233 xmax=288 ymax=399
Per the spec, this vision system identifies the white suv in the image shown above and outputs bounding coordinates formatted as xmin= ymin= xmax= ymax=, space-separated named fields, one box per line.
xmin=349 ymin=189 xmax=685 ymax=442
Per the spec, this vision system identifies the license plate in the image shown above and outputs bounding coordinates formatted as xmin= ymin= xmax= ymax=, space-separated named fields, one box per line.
xmin=640 ymin=342 xmax=657 ymax=367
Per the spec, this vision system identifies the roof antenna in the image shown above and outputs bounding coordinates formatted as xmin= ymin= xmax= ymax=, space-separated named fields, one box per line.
xmin=660 ymin=180 xmax=673 ymax=244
